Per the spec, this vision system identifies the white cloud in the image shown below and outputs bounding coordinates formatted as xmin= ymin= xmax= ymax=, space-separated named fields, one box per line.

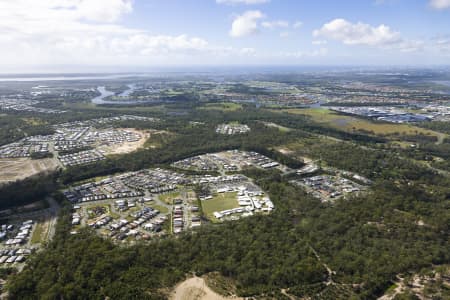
xmin=313 ymin=18 xmax=401 ymax=46
xmin=312 ymin=40 xmax=327 ymax=45
xmin=229 ymin=10 xmax=264 ymax=37
xmin=436 ymin=38 xmax=450 ymax=47
xmin=293 ymin=21 xmax=303 ymax=29
xmin=429 ymin=0 xmax=450 ymax=9
xmin=0 ymin=0 xmax=133 ymax=24
xmin=313 ymin=19 xmax=424 ymax=53
xmin=433 ymin=37 xmax=450 ymax=54
xmin=216 ymin=0 xmax=269 ymax=5
xmin=0 ymin=0 xmax=259 ymax=67
xmin=279 ymin=31 xmax=290 ymax=38
xmin=240 ymin=47 xmax=257 ymax=56
xmin=261 ymin=20 xmax=289 ymax=29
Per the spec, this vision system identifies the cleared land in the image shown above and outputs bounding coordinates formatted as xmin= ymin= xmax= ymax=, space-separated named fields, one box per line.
xmin=275 ymin=108 xmax=443 ymax=138
xmin=150 ymin=204 xmax=169 ymax=214
xmin=159 ymin=192 xmax=182 ymax=204
xmin=0 ymin=158 xmax=58 ymax=183
xmin=261 ymin=121 xmax=291 ymax=132
xmin=170 ymin=277 xmax=243 ymax=300
xmin=201 ymin=192 xmax=239 ymax=221
xmin=30 ymin=217 xmax=55 ymax=245
xmin=100 ymin=128 xmax=150 ymax=155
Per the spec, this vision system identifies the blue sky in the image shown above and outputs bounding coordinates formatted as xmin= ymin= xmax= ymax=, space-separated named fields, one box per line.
xmin=0 ymin=0 xmax=449 ymax=72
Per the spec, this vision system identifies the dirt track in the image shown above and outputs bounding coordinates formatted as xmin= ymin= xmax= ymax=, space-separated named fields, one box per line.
xmin=170 ymin=277 xmax=242 ymax=300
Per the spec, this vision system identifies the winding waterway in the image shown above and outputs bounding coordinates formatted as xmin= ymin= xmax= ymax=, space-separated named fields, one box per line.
xmin=91 ymin=84 xmax=139 ymax=104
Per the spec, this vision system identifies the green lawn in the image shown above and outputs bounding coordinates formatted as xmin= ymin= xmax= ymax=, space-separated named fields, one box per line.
xmin=151 ymin=204 xmax=169 ymax=214
xmin=30 ymin=222 xmax=45 ymax=244
xmin=201 ymin=192 xmax=239 ymax=221
xmin=158 ymin=191 xmax=181 ymax=204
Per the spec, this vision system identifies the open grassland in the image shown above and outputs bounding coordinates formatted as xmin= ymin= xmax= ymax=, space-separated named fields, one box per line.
xmin=30 ymin=216 xmax=55 ymax=245
xmin=30 ymin=222 xmax=45 ymax=244
xmin=159 ymin=191 xmax=181 ymax=204
xmin=261 ymin=121 xmax=292 ymax=132
xmin=201 ymin=192 xmax=239 ymax=222
xmin=198 ymin=102 xmax=243 ymax=112
xmin=150 ymin=204 xmax=169 ymax=214
xmin=275 ymin=108 xmax=444 ymax=138
xmin=21 ymin=117 xmax=48 ymax=126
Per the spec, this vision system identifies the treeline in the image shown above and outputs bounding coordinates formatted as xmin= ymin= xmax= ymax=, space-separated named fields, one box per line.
xmin=30 ymin=152 xmax=54 ymax=159
xmin=287 ymin=137 xmax=443 ymax=184
xmin=0 ymin=173 xmax=59 ymax=210
xmin=419 ymin=121 xmax=450 ymax=135
xmin=0 ymin=115 xmax=55 ymax=146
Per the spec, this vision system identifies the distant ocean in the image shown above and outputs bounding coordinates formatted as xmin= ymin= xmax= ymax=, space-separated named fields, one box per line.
xmin=0 ymin=73 xmax=148 ymax=82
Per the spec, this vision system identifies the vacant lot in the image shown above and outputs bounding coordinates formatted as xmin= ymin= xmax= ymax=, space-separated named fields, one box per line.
xmin=201 ymin=192 xmax=239 ymax=221
xmin=30 ymin=217 xmax=56 ymax=245
xmin=276 ymin=108 xmax=443 ymax=138
xmin=159 ymin=192 xmax=182 ymax=205
xmin=0 ymin=158 xmax=58 ymax=183
xmin=101 ymin=128 xmax=150 ymax=155
xmin=170 ymin=276 xmax=242 ymax=300
xmin=261 ymin=121 xmax=292 ymax=132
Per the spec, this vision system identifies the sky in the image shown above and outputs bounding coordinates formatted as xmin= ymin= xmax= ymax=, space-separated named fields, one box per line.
xmin=0 ymin=0 xmax=450 ymax=72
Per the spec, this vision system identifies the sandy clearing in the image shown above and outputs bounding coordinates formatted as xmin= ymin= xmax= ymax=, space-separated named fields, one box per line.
xmin=0 ymin=157 xmax=58 ymax=183
xmin=101 ymin=128 xmax=151 ymax=155
xmin=170 ymin=277 xmax=243 ymax=300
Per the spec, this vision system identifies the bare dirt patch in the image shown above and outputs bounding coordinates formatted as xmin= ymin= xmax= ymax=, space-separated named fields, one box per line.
xmin=0 ymin=158 xmax=58 ymax=184
xmin=100 ymin=128 xmax=151 ymax=155
xmin=170 ymin=277 xmax=243 ymax=300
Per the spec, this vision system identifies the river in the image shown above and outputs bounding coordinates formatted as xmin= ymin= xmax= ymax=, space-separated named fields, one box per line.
xmin=92 ymin=84 xmax=140 ymax=104
xmin=91 ymin=86 xmax=115 ymax=104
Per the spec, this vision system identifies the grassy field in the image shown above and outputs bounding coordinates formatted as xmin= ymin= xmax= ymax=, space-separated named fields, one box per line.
xmin=198 ymin=102 xmax=243 ymax=112
xmin=158 ymin=191 xmax=181 ymax=204
xmin=261 ymin=121 xmax=291 ymax=132
xmin=201 ymin=192 xmax=239 ymax=221
xmin=30 ymin=222 xmax=45 ymax=244
xmin=276 ymin=108 xmax=443 ymax=138
xmin=150 ymin=204 xmax=169 ymax=214
xmin=21 ymin=117 xmax=48 ymax=125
